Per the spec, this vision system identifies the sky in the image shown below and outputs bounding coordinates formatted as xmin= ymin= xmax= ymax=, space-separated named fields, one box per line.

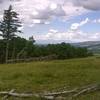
xmin=0 ymin=0 xmax=100 ymax=43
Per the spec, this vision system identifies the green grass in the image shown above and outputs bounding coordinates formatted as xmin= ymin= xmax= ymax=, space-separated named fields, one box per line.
xmin=0 ymin=56 xmax=100 ymax=99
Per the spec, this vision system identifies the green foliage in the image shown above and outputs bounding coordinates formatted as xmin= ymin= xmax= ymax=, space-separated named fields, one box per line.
xmin=0 ymin=5 xmax=22 ymax=63
xmin=0 ymin=40 xmax=6 ymax=62
xmin=0 ymin=37 xmax=34 ymax=63
xmin=0 ymin=5 xmax=22 ymax=40
xmin=0 ymin=37 xmax=92 ymax=63
xmin=32 ymin=42 xmax=93 ymax=59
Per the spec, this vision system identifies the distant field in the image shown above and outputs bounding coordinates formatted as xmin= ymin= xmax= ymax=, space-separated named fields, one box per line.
xmin=0 ymin=57 xmax=100 ymax=99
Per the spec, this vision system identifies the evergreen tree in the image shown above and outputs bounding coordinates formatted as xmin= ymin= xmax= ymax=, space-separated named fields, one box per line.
xmin=0 ymin=5 xmax=22 ymax=63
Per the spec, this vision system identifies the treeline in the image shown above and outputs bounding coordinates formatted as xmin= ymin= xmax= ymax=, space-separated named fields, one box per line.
xmin=0 ymin=37 xmax=93 ymax=63
xmin=34 ymin=42 xmax=93 ymax=59
xmin=0 ymin=37 xmax=35 ymax=63
xmin=0 ymin=5 xmax=93 ymax=63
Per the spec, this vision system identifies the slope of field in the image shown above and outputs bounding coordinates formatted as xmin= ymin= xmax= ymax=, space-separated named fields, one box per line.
xmin=0 ymin=57 xmax=100 ymax=99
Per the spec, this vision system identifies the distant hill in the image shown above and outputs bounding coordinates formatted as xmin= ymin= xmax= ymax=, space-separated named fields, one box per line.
xmin=72 ymin=41 xmax=100 ymax=54
xmin=36 ymin=41 xmax=100 ymax=54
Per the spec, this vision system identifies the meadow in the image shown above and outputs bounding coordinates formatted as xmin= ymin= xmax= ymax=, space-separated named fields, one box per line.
xmin=0 ymin=56 xmax=100 ymax=99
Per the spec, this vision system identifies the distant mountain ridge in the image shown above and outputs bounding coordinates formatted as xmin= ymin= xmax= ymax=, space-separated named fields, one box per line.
xmin=36 ymin=41 xmax=100 ymax=54
xmin=72 ymin=41 xmax=100 ymax=53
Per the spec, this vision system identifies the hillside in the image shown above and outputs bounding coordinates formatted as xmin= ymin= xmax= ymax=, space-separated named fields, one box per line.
xmin=0 ymin=57 xmax=100 ymax=99
xmin=72 ymin=41 xmax=100 ymax=54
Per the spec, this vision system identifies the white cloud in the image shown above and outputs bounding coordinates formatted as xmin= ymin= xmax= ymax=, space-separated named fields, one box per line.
xmin=18 ymin=26 xmax=24 ymax=31
xmin=0 ymin=0 xmax=88 ymax=26
xmin=70 ymin=18 xmax=89 ymax=31
xmin=50 ymin=3 xmax=57 ymax=10
xmin=1 ymin=0 xmax=100 ymax=28
xmin=0 ymin=15 xmax=2 ymax=20
xmin=44 ymin=21 xmax=50 ymax=25
xmin=32 ymin=19 xmax=41 ymax=24
xmin=0 ymin=0 xmax=100 ymax=43
xmin=0 ymin=0 xmax=100 ymax=25
xmin=49 ymin=29 xmax=58 ymax=33
xmin=12 ymin=0 xmax=65 ymax=22
xmin=70 ymin=23 xmax=80 ymax=31
xmin=74 ymin=0 xmax=100 ymax=11
xmin=80 ymin=18 xmax=90 ymax=25
xmin=34 ymin=29 xmax=100 ymax=43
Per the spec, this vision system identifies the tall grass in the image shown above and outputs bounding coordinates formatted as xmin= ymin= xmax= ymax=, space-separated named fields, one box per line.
xmin=0 ymin=57 xmax=100 ymax=99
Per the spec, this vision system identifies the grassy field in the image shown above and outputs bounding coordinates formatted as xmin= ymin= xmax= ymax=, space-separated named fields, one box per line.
xmin=0 ymin=57 xmax=100 ymax=99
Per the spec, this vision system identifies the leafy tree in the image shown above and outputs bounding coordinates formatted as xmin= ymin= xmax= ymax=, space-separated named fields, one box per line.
xmin=33 ymin=43 xmax=92 ymax=60
xmin=0 ymin=5 xmax=22 ymax=63
xmin=29 ymin=36 xmax=35 ymax=43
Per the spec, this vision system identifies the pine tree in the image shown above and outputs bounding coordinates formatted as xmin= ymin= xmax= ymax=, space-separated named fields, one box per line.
xmin=0 ymin=5 xmax=22 ymax=63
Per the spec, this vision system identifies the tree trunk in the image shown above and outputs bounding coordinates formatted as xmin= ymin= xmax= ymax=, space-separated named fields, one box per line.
xmin=5 ymin=41 xmax=9 ymax=63
xmin=11 ymin=39 xmax=15 ymax=60
xmin=12 ymin=47 xmax=15 ymax=60
xmin=17 ymin=42 xmax=28 ymax=59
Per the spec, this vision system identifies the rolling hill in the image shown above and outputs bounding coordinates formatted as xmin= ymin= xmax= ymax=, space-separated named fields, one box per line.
xmin=72 ymin=41 xmax=100 ymax=54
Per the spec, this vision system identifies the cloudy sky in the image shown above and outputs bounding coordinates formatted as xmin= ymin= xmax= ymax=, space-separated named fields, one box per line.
xmin=0 ymin=0 xmax=100 ymax=43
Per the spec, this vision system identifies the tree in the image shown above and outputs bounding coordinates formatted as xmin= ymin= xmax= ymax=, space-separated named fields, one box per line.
xmin=29 ymin=36 xmax=35 ymax=43
xmin=0 ymin=5 xmax=22 ymax=63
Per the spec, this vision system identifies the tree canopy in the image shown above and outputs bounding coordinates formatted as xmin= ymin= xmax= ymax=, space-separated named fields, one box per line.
xmin=0 ymin=5 xmax=22 ymax=63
